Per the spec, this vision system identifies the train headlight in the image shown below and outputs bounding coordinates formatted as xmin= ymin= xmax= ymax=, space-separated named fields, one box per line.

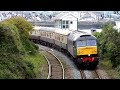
xmin=88 ymin=54 xmax=90 ymax=56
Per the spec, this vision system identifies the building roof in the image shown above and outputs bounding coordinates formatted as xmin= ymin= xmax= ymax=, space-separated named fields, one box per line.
xmin=52 ymin=12 xmax=77 ymax=20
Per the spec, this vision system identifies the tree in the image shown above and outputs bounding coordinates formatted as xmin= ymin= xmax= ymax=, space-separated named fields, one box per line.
xmin=94 ymin=22 xmax=120 ymax=67
xmin=3 ymin=16 xmax=33 ymax=39
xmin=2 ymin=16 xmax=38 ymax=54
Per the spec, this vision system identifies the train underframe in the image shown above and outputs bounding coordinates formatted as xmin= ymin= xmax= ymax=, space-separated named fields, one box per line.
xmin=75 ymin=55 xmax=99 ymax=69
xmin=29 ymin=37 xmax=99 ymax=69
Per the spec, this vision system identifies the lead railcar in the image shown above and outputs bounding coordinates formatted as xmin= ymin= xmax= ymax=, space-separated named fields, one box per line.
xmin=67 ymin=30 xmax=99 ymax=68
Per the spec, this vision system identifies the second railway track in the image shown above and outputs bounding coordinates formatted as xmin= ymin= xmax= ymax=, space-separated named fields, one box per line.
xmin=80 ymin=70 xmax=101 ymax=79
xmin=42 ymin=49 xmax=65 ymax=79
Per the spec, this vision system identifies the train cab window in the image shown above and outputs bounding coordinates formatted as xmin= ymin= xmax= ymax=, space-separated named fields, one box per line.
xmin=87 ymin=40 xmax=96 ymax=46
xmin=76 ymin=41 xmax=86 ymax=47
xmin=70 ymin=21 xmax=73 ymax=24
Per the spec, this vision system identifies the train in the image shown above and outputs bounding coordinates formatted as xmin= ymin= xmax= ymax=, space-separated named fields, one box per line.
xmin=29 ymin=26 xmax=99 ymax=69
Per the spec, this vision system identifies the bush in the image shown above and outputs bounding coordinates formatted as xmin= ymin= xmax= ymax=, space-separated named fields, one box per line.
xmin=94 ymin=23 xmax=120 ymax=67
xmin=3 ymin=16 xmax=32 ymax=39
xmin=0 ymin=22 xmax=25 ymax=54
xmin=3 ymin=16 xmax=37 ymax=54
xmin=0 ymin=17 xmax=45 ymax=79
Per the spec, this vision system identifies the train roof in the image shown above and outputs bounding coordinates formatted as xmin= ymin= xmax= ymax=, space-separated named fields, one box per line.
xmin=33 ymin=26 xmax=56 ymax=32
xmin=33 ymin=26 xmax=73 ymax=35
xmin=68 ymin=30 xmax=96 ymax=41
xmin=33 ymin=26 xmax=41 ymax=30
xmin=55 ymin=29 xmax=72 ymax=35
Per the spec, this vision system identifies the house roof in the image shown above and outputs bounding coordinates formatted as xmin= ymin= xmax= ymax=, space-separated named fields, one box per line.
xmin=52 ymin=12 xmax=77 ymax=20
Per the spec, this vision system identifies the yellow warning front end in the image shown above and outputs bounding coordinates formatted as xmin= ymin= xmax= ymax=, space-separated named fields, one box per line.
xmin=77 ymin=46 xmax=97 ymax=56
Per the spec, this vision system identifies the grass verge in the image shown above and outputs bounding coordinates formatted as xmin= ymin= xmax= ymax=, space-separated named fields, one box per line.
xmin=99 ymin=59 xmax=120 ymax=79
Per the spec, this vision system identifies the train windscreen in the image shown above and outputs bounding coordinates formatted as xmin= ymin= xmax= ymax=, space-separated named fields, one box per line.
xmin=76 ymin=39 xmax=97 ymax=47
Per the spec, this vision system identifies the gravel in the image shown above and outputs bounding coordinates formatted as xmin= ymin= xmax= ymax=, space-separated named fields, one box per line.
xmin=96 ymin=69 xmax=110 ymax=79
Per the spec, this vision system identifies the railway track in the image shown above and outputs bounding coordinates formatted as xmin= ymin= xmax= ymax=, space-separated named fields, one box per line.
xmin=42 ymin=49 xmax=65 ymax=79
xmin=80 ymin=69 xmax=101 ymax=79
xmin=38 ymin=44 xmax=102 ymax=79
xmin=80 ymin=70 xmax=86 ymax=79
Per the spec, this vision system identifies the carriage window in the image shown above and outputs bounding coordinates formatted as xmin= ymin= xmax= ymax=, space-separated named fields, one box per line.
xmin=35 ymin=31 xmax=36 ymax=34
xmin=42 ymin=31 xmax=46 ymax=36
xmin=47 ymin=32 xmax=49 ymax=37
xmin=61 ymin=36 xmax=64 ymax=41
xmin=87 ymin=40 xmax=96 ymax=46
xmin=55 ymin=34 xmax=60 ymax=41
xmin=50 ymin=33 xmax=52 ymax=38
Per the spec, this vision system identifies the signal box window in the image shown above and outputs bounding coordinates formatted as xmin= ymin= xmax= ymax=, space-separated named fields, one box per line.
xmin=66 ymin=25 xmax=69 ymax=28
xmin=66 ymin=21 xmax=68 ymax=24
xmin=70 ymin=21 xmax=73 ymax=24
xmin=62 ymin=21 xmax=65 ymax=24
xmin=62 ymin=20 xmax=69 ymax=29
xmin=62 ymin=25 xmax=65 ymax=28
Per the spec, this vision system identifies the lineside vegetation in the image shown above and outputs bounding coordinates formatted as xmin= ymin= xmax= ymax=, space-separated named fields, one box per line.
xmin=93 ymin=23 xmax=120 ymax=78
xmin=0 ymin=17 xmax=46 ymax=79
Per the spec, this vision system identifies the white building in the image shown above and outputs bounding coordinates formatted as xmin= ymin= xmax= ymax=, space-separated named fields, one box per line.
xmin=52 ymin=12 xmax=78 ymax=31
xmin=113 ymin=21 xmax=120 ymax=32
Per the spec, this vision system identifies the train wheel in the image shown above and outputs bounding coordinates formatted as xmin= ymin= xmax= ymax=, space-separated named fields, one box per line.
xmin=74 ymin=59 xmax=80 ymax=69
xmin=89 ymin=61 xmax=98 ymax=69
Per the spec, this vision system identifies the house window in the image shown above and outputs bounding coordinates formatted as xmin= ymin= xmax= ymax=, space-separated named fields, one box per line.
xmin=62 ymin=20 xmax=69 ymax=29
